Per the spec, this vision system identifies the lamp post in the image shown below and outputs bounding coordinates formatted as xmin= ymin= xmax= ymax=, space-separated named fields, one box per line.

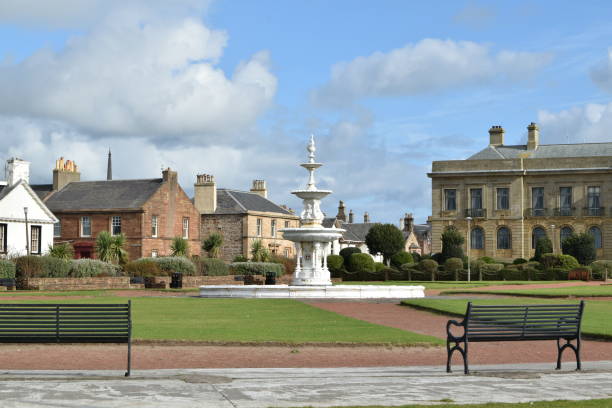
xmin=24 ymin=207 xmax=29 ymax=256
xmin=466 ymin=216 xmax=472 ymax=282
xmin=550 ymin=224 xmax=556 ymax=255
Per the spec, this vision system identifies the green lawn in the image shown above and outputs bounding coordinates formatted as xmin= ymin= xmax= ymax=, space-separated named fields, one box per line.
xmin=337 ymin=281 xmax=549 ymax=290
xmin=402 ymin=298 xmax=612 ymax=339
xmin=441 ymin=285 xmax=612 ymax=298
xmin=0 ymin=296 xmax=442 ymax=345
xmin=295 ymin=399 xmax=612 ymax=408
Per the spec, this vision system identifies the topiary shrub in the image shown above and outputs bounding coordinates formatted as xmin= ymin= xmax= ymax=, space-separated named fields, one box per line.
xmin=481 ymin=263 xmax=504 ymax=280
xmin=534 ymin=237 xmax=553 ymax=262
xmin=340 ymin=247 xmax=361 ymax=265
xmin=513 ymin=258 xmax=528 ymax=265
xmin=327 ymin=255 xmax=344 ymax=278
xmin=540 ymin=254 xmax=579 ymax=271
xmin=562 ymin=232 xmax=596 ymax=265
xmin=200 ymin=258 xmax=229 ymax=276
xmin=501 ymin=268 xmax=527 ymax=281
xmin=390 ymin=251 xmax=413 ymax=269
xmin=478 ymin=256 xmax=496 ymax=264
xmin=558 ymin=254 xmax=580 ymax=270
xmin=365 ymin=224 xmax=406 ymax=265
xmin=70 ymin=259 xmax=121 ymax=277
xmin=441 ymin=229 xmax=464 ymax=263
xmin=444 ymin=257 xmax=464 ymax=281
xmin=135 ymin=257 xmax=196 ymax=276
xmin=124 ymin=260 xmax=162 ymax=277
xmin=374 ymin=262 xmax=385 ymax=272
xmin=418 ymin=259 xmax=439 ymax=281
xmin=0 ymin=260 xmax=16 ymax=279
xmin=230 ymin=262 xmax=284 ymax=277
xmin=347 ymin=253 xmax=375 ymax=274
xmin=590 ymin=260 xmax=612 ymax=280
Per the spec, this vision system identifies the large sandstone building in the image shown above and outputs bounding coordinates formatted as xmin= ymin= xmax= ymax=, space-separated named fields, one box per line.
xmin=429 ymin=123 xmax=611 ymax=261
xmin=195 ymin=175 xmax=300 ymax=262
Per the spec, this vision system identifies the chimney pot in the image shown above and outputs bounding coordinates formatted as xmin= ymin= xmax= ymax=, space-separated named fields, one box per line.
xmin=336 ymin=200 xmax=347 ymax=222
xmin=250 ymin=179 xmax=268 ymax=198
xmin=488 ymin=125 xmax=505 ymax=146
xmin=527 ymin=122 xmax=539 ymax=150
xmin=52 ymin=157 xmax=80 ymax=191
xmin=348 ymin=209 xmax=354 ymax=224
xmin=194 ymin=173 xmax=217 ymax=214
xmin=364 ymin=212 xmax=370 ymax=223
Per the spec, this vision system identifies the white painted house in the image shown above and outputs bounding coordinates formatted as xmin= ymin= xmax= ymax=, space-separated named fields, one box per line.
xmin=0 ymin=158 xmax=57 ymax=257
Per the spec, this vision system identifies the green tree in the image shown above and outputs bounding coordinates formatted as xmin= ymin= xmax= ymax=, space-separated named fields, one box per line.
xmin=418 ymin=259 xmax=439 ymax=281
xmin=250 ymin=239 xmax=270 ymax=262
xmin=390 ymin=251 xmax=413 ymax=269
xmin=534 ymin=237 xmax=553 ymax=262
xmin=444 ymin=257 xmax=464 ymax=281
xmin=202 ymin=232 xmax=224 ymax=258
xmin=170 ymin=236 xmax=189 ymax=257
xmin=326 ymin=254 xmax=344 ymax=277
xmin=364 ymin=224 xmax=405 ymax=266
xmin=347 ymin=253 xmax=375 ymax=274
xmin=339 ymin=247 xmax=361 ymax=265
xmin=94 ymin=231 xmax=128 ymax=265
xmin=441 ymin=228 xmax=464 ymax=263
xmin=562 ymin=233 xmax=596 ymax=265
xmin=48 ymin=242 xmax=74 ymax=260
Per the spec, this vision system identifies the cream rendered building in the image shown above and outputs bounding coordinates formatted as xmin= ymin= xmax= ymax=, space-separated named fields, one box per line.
xmin=429 ymin=123 xmax=612 ymax=261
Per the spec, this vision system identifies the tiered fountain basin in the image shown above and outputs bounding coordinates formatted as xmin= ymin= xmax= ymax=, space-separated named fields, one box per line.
xmin=199 ymin=284 xmax=425 ymax=299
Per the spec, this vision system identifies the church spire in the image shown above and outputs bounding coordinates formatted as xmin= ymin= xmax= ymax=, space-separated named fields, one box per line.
xmin=107 ymin=149 xmax=112 ymax=181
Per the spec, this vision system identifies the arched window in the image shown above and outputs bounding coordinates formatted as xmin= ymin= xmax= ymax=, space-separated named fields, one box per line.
xmin=497 ymin=227 xmax=511 ymax=249
xmin=560 ymin=226 xmax=573 ymax=246
xmin=589 ymin=226 xmax=602 ymax=249
xmin=532 ymin=227 xmax=546 ymax=249
xmin=471 ymin=227 xmax=484 ymax=249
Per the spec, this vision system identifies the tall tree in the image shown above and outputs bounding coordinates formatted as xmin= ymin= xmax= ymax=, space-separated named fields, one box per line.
xmin=441 ymin=228 xmax=464 ymax=263
xmin=562 ymin=233 xmax=596 ymax=265
xmin=365 ymin=224 xmax=405 ymax=265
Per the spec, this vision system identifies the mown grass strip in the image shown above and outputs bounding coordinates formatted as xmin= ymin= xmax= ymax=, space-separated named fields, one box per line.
xmin=337 ymin=281 xmax=552 ymax=290
xmin=295 ymin=398 xmax=612 ymax=408
xmin=402 ymin=298 xmax=612 ymax=340
xmin=441 ymin=285 xmax=612 ymax=298
xmin=0 ymin=296 xmax=443 ymax=345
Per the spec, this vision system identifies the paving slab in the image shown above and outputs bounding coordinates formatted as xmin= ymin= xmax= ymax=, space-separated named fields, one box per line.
xmin=1 ymin=362 xmax=612 ymax=408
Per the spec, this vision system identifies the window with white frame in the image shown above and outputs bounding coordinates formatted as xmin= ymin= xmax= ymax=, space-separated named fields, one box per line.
xmin=151 ymin=215 xmax=158 ymax=238
xmin=182 ymin=217 xmax=189 ymax=239
xmin=256 ymin=218 xmax=262 ymax=236
xmin=53 ymin=221 xmax=61 ymax=237
xmin=31 ymin=226 xmax=41 ymax=255
xmin=151 ymin=249 xmax=158 ymax=258
xmin=111 ymin=216 xmax=121 ymax=235
xmin=81 ymin=216 xmax=91 ymax=237
xmin=271 ymin=220 xmax=277 ymax=237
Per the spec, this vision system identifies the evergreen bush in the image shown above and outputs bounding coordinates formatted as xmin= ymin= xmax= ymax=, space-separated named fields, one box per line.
xmin=562 ymin=233 xmax=596 ymax=265
xmin=327 ymin=255 xmax=344 ymax=277
xmin=410 ymin=252 xmax=422 ymax=263
xmin=418 ymin=259 xmax=438 ymax=281
xmin=481 ymin=263 xmax=504 ymax=280
xmin=534 ymin=237 xmax=553 ymax=262
xmin=270 ymin=255 xmax=296 ymax=275
xmin=444 ymin=257 xmax=463 ymax=281
xmin=590 ymin=260 xmax=612 ymax=279
xmin=233 ymin=255 xmax=248 ymax=262
xmin=347 ymin=253 xmax=375 ymax=274
xmin=441 ymin=229 xmax=464 ymax=262
xmin=15 ymin=256 xmax=71 ymax=278
xmin=374 ymin=262 xmax=386 ymax=272
xmin=390 ymin=251 xmax=413 ymax=269
xmin=0 ymin=259 xmax=16 ymax=279
xmin=339 ymin=247 xmax=361 ymax=265
xmin=478 ymin=256 xmax=496 ymax=264
xmin=200 ymin=258 xmax=229 ymax=276
xmin=513 ymin=258 xmax=528 ymax=265
xmin=124 ymin=260 xmax=162 ymax=277
xmin=135 ymin=257 xmax=196 ymax=276
xmin=364 ymin=224 xmax=405 ymax=265
xmin=230 ymin=262 xmax=284 ymax=277
xmin=70 ymin=259 xmax=121 ymax=277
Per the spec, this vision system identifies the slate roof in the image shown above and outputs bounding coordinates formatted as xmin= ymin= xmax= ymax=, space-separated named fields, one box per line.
xmin=468 ymin=142 xmax=612 ymax=160
xmin=341 ymin=222 xmax=379 ymax=242
xmin=213 ymin=189 xmax=294 ymax=215
xmin=322 ymin=217 xmax=337 ymax=228
xmin=45 ymin=179 xmax=163 ymax=211
xmin=30 ymin=184 xmax=54 ymax=200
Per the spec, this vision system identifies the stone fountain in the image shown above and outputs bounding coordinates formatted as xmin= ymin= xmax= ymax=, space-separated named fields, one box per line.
xmin=199 ymin=136 xmax=424 ymax=299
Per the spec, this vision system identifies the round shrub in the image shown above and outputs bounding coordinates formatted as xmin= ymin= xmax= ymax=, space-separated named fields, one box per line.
xmin=230 ymin=262 xmax=284 ymax=277
xmin=136 ymin=257 xmax=196 ymax=276
xmin=327 ymin=255 xmax=344 ymax=277
xmin=390 ymin=251 xmax=413 ymax=269
xmin=418 ymin=259 xmax=438 ymax=281
xmin=0 ymin=260 xmax=16 ymax=279
xmin=233 ymin=255 xmax=248 ymax=262
xmin=340 ymin=247 xmax=361 ymax=265
xmin=481 ymin=263 xmax=504 ymax=280
xmin=70 ymin=259 xmax=121 ymax=277
xmin=513 ymin=258 xmax=528 ymax=265
xmin=444 ymin=257 xmax=463 ymax=281
xmin=558 ymin=254 xmax=580 ymax=270
xmin=374 ymin=262 xmax=385 ymax=272
xmin=501 ymin=268 xmax=527 ymax=281
xmin=347 ymin=253 xmax=375 ymax=274
xmin=124 ymin=260 xmax=162 ymax=277
xmin=479 ymin=256 xmax=496 ymax=264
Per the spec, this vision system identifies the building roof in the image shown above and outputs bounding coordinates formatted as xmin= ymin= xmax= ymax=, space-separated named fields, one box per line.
xmin=45 ymin=179 xmax=163 ymax=211
xmin=468 ymin=142 xmax=612 ymax=160
xmin=341 ymin=222 xmax=379 ymax=242
xmin=30 ymin=184 xmax=54 ymax=200
xmin=322 ymin=217 xmax=337 ymax=228
xmin=213 ymin=189 xmax=294 ymax=216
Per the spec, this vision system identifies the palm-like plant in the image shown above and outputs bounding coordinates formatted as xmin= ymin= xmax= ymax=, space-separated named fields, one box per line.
xmin=202 ymin=233 xmax=223 ymax=258
xmin=48 ymin=242 xmax=74 ymax=260
xmin=95 ymin=231 xmax=128 ymax=264
xmin=171 ymin=236 xmax=189 ymax=257
xmin=250 ymin=239 xmax=270 ymax=262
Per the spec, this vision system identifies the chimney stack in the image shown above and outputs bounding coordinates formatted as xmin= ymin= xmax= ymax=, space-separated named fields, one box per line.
xmin=52 ymin=157 xmax=80 ymax=191
xmin=250 ymin=179 xmax=267 ymax=198
xmin=488 ymin=125 xmax=505 ymax=146
xmin=6 ymin=158 xmax=30 ymax=186
xmin=162 ymin=167 xmax=178 ymax=185
xmin=336 ymin=200 xmax=346 ymax=222
xmin=403 ymin=212 xmax=414 ymax=233
xmin=527 ymin=122 xmax=539 ymax=150
xmin=364 ymin=212 xmax=370 ymax=223
xmin=348 ymin=209 xmax=354 ymax=223
xmin=107 ymin=149 xmax=112 ymax=181
xmin=194 ymin=174 xmax=217 ymax=214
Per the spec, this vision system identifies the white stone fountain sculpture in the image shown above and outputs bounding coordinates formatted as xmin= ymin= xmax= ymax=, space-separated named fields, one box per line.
xmin=280 ymin=135 xmax=344 ymax=285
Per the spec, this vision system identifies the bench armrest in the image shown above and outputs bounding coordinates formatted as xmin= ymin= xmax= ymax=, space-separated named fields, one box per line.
xmin=446 ymin=319 xmax=466 ymax=342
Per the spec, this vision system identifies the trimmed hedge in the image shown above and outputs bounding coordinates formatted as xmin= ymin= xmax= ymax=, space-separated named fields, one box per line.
xmin=70 ymin=259 xmax=121 ymax=277
xmin=374 ymin=262 xmax=385 ymax=272
xmin=136 ymin=257 xmax=196 ymax=276
xmin=230 ymin=262 xmax=284 ymax=277
xmin=327 ymin=255 xmax=344 ymax=278
xmin=200 ymin=258 xmax=229 ymax=276
xmin=124 ymin=260 xmax=162 ymax=277
xmin=15 ymin=256 xmax=71 ymax=278
xmin=340 ymin=247 xmax=361 ymax=264
xmin=0 ymin=259 xmax=16 ymax=279
xmin=390 ymin=251 xmax=413 ymax=269
xmin=590 ymin=260 xmax=612 ymax=279
xmin=347 ymin=253 xmax=375 ymax=274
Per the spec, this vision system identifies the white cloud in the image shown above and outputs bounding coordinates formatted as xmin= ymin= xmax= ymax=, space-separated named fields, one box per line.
xmin=538 ymin=102 xmax=612 ymax=143
xmin=590 ymin=49 xmax=612 ymax=93
xmin=314 ymin=39 xmax=552 ymax=105
xmin=0 ymin=10 xmax=277 ymax=141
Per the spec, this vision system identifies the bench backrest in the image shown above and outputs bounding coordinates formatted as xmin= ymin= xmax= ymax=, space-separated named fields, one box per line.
xmin=465 ymin=301 xmax=584 ymax=342
xmin=0 ymin=303 xmax=131 ymax=343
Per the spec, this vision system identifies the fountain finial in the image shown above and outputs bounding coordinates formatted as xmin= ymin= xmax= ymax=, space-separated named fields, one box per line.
xmin=307 ymin=134 xmax=316 ymax=163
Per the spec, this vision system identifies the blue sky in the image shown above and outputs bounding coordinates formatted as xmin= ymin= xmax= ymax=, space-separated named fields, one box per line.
xmin=1 ymin=1 xmax=612 ymax=225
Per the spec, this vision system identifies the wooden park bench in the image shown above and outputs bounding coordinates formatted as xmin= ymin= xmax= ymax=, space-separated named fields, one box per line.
xmin=0 ymin=302 xmax=132 ymax=376
xmin=446 ymin=301 xmax=585 ymax=374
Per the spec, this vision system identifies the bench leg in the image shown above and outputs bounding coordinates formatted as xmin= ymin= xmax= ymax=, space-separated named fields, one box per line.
xmin=446 ymin=339 xmax=469 ymax=374
xmin=125 ymin=338 xmax=131 ymax=377
xmin=556 ymin=338 xmax=581 ymax=371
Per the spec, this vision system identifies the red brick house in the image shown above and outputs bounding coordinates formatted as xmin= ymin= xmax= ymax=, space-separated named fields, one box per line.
xmin=43 ymin=166 xmax=200 ymax=261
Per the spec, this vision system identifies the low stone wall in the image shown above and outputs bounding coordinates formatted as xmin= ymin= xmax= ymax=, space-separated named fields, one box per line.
xmin=27 ymin=277 xmax=134 ymax=291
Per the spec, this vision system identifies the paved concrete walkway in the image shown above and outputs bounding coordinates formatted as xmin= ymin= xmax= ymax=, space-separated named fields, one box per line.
xmin=1 ymin=362 xmax=612 ymax=407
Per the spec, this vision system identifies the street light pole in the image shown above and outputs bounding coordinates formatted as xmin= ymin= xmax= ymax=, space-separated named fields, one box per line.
xmin=466 ymin=216 xmax=472 ymax=282
xmin=24 ymin=207 xmax=29 ymax=256
xmin=550 ymin=224 xmax=556 ymax=255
